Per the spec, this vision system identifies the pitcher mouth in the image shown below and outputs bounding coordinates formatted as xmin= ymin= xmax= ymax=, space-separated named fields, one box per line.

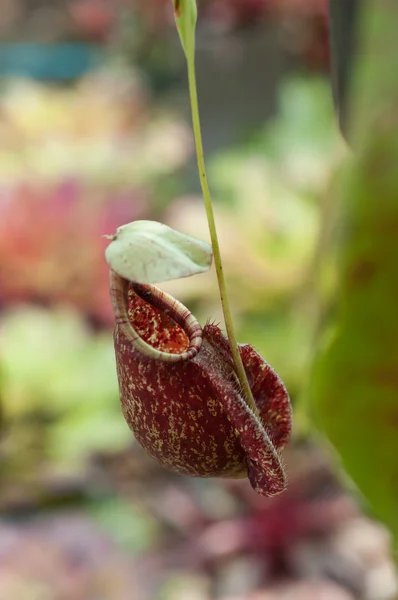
xmin=109 ymin=270 xmax=203 ymax=362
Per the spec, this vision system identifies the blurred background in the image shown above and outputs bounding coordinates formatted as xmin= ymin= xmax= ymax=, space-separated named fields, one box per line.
xmin=0 ymin=1 xmax=396 ymax=599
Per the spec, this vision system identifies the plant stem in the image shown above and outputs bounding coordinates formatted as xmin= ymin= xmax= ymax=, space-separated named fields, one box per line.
xmin=185 ymin=45 xmax=259 ymax=418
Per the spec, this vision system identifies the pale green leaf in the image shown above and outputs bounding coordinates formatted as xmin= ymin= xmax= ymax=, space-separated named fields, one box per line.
xmin=105 ymin=220 xmax=212 ymax=283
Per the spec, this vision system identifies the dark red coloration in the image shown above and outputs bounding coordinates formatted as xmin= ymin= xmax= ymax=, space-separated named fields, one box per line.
xmin=129 ymin=285 xmax=190 ymax=354
xmin=113 ymin=280 xmax=292 ymax=496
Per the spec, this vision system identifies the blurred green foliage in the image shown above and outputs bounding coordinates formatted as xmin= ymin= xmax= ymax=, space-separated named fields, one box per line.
xmin=90 ymin=497 xmax=159 ymax=553
xmin=311 ymin=0 xmax=398 ymax=545
xmin=0 ymin=307 xmax=129 ymax=468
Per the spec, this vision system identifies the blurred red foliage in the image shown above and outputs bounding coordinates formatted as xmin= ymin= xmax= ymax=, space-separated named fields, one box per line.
xmin=0 ymin=179 xmax=147 ymax=326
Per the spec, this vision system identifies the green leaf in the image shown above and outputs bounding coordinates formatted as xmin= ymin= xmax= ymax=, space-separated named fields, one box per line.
xmin=105 ymin=220 xmax=212 ymax=283
xmin=311 ymin=1 xmax=398 ymax=543
xmin=172 ymin=0 xmax=197 ymax=57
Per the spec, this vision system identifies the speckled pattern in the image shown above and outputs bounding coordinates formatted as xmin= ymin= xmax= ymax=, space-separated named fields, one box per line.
xmin=113 ymin=283 xmax=292 ymax=496
xmin=128 ymin=284 xmax=191 ymax=354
